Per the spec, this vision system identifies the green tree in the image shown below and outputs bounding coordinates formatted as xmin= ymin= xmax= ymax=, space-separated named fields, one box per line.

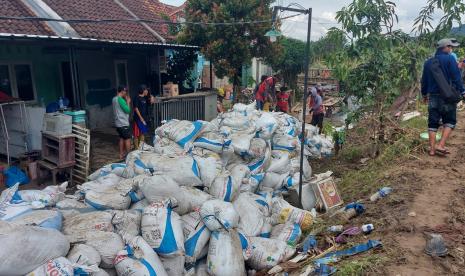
xmin=166 ymin=49 xmax=198 ymax=93
xmin=414 ymin=0 xmax=465 ymax=37
xmin=268 ymin=37 xmax=306 ymax=90
xmin=178 ymin=0 xmax=278 ymax=95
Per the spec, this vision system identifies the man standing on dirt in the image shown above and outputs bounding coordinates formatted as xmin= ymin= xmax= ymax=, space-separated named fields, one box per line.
xmin=421 ymin=38 xmax=465 ymax=156
xmin=112 ymin=85 xmax=131 ymax=160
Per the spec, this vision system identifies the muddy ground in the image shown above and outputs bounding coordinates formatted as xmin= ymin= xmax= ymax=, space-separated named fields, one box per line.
xmin=310 ymin=111 xmax=465 ymax=275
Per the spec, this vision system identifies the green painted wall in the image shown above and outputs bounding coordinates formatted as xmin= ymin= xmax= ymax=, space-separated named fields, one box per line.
xmin=0 ymin=43 xmax=66 ymax=104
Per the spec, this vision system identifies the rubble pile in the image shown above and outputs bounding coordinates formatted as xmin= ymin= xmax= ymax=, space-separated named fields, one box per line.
xmin=0 ymin=102 xmax=336 ymax=276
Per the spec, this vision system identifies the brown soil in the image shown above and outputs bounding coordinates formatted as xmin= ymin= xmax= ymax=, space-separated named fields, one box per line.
xmin=311 ymin=111 xmax=465 ymax=275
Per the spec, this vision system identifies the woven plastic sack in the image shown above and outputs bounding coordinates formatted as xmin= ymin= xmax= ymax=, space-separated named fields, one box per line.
xmin=207 ymin=229 xmax=246 ymax=276
xmin=200 ymin=199 xmax=239 ymax=231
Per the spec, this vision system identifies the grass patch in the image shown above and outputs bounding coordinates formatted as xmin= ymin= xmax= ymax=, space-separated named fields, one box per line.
xmin=336 ymin=255 xmax=387 ymax=276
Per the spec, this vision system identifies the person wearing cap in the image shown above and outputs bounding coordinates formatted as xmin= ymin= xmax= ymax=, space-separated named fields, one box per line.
xmin=421 ymin=38 xmax=465 ymax=156
xmin=132 ymin=84 xmax=150 ymax=149
xmin=113 ymin=85 xmax=131 ymax=159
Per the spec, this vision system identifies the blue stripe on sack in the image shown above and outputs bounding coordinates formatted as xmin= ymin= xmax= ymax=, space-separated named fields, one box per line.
xmin=194 ymin=137 xmax=224 ymax=147
xmin=259 ymin=232 xmax=271 ymax=238
xmin=134 ymin=158 xmax=148 ymax=169
xmin=251 ymin=173 xmax=264 ymax=183
xmin=248 ymin=158 xmax=264 ymax=172
xmin=288 ymin=224 xmax=301 ymax=246
xmin=126 ymin=245 xmax=134 ymax=256
xmin=74 ymin=267 xmax=90 ymax=276
xmin=223 ymin=176 xmax=233 ymax=202
xmin=272 ymin=144 xmax=295 ymax=151
xmin=177 ymin=121 xmax=203 ymax=147
xmin=286 ymin=176 xmax=293 ymax=187
xmin=156 ymin=207 xmax=179 ymax=255
xmin=85 ymin=199 xmax=109 ymax=210
xmin=129 ymin=191 xmax=141 ymax=203
xmin=39 ymin=212 xmax=63 ymax=230
xmin=111 ymin=163 xmax=126 ymax=169
xmin=184 ymin=225 xmax=207 ymax=257
xmin=192 ymin=158 xmax=200 ymax=178
xmin=224 ymin=139 xmax=232 ymax=147
xmin=254 ymin=199 xmax=268 ymax=208
xmin=140 ymin=258 xmax=157 ymax=276
xmin=238 ymin=232 xmax=248 ymax=250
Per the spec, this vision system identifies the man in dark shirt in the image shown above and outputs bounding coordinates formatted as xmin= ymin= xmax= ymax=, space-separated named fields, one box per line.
xmin=421 ymin=38 xmax=465 ymax=156
xmin=133 ymin=85 xmax=150 ymax=149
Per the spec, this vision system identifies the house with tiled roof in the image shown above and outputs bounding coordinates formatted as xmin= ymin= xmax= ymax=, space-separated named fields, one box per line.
xmin=0 ymin=0 xmax=204 ymax=130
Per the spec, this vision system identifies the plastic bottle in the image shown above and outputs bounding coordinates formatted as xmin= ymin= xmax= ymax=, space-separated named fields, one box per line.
xmin=370 ymin=187 xmax=393 ymax=202
xmin=361 ymin=224 xmax=374 ymax=233
xmin=327 ymin=225 xmax=344 ymax=233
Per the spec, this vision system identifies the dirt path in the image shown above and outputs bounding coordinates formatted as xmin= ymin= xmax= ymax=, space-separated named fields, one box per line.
xmin=385 ymin=111 xmax=465 ymax=276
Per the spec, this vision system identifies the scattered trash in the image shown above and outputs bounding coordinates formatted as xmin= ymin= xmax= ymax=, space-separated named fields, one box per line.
xmin=408 ymin=211 xmax=417 ymax=217
xmin=425 ymin=234 xmax=448 ymax=257
xmin=4 ymin=166 xmax=29 ymax=187
xmin=327 ymin=225 xmax=344 ymax=233
xmin=362 ymin=223 xmax=374 ymax=234
xmin=401 ymin=111 xmax=421 ymax=121
xmin=335 ymin=227 xmax=362 ymax=244
xmin=420 ymin=132 xmax=441 ymax=141
xmin=370 ymin=187 xmax=393 ymax=202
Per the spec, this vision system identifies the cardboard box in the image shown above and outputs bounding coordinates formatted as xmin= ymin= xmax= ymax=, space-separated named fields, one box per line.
xmin=163 ymin=82 xmax=179 ymax=97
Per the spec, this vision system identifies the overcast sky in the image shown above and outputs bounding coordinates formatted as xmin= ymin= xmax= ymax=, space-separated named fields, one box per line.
xmin=161 ymin=0 xmax=444 ymax=41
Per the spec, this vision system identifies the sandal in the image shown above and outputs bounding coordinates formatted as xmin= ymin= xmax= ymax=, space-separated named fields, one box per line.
xmin=435 ymin=148 xmax=451 ymax=155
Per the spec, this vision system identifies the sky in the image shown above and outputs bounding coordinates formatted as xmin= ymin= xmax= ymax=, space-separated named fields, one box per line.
xmin=160 ymin=0 xmax=443 ymax=41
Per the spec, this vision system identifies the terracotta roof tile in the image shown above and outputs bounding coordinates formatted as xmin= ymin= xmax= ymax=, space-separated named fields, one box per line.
xmin=42 ymin=0 xmax=164 ymax=42
xmin=0 ymin=0 xmax=54 ymax=35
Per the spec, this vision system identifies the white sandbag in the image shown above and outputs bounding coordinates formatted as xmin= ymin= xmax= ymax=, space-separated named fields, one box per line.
xmin=114 ymin=236 xmax=168 ymax=276
xmin=136 ymin=152 xmax=202 ymax=186
xmin=182 ymin=211 xmax=211 ymax=262
xmin=246 ymin=237 xmax=295 ymax=270
xmin=11 ymin=209 xmax=63 ymax=230
xmin=84 ymin=187 xmax=131 ymax=210
xmin=259 ymin=219 xmax=273 ymax=238
xmin=153 ymin=135 xmax=187 ymax=155
xmin=140 ymin=175 xmax=211 ymax=215
xmin=240 ymin=173 xmax=264 ymax=193
xmin=0 ymin=221 xmax=70 ymax=276
xmin=0 ymin=183 xmax=19 ymax=204
xmin=270 ymin=223 xmax=302 ymax=247
xmin=79 ymin=173 xmax=122 ymax=193
xmin=88 ymin=163 xmax=128 ymax=181
xmin=233 ymin=192 xmax=269 ymax=237
xmin=209 ymin=173 xmax=238 ymax=202
xmin=200 ymin=199 xmax=239 ymax=231
xmin=272 ymin=132 xmax=299 ymax=152
xmin=155 ymin=119 xmax=205 ymax=148
xmin=194 ymin=131 xmax=231 ymax=153
xmin=117 ymin=175 xmax=148 ymax=203
xmin=193 ymin=153 xmax=222 ymax=188
xmin=247 ymin=147 xmax=271 ymax=174
xmin=248 ymin=138 xmax=267 ymax=159
xmin=111 ymin=209 xmax=142 ymax=238
xmin=290 ymin=156 xmax=312 ymax=181
xmin=262 ymin=172 xmax=289 ymax=190
xmin=273 ymin=113 xmax=301 ymax=137
xmin=207 ymin=229 xmax=246 ymax=276
xmin=129 ymin=198 xmax=150 ymax=211
xmin=25 ymin=257 xmax=74 ymax=276
xmin=267 ymin=151 xmax=291 ymax=174
xmin=56 ymin=198 xmax=88 ymax=209
xmin=141 ymin=201 xmax=185 ymax=257
xmin=0 ymin=201 xmax=33 ymax=221
xmin=230 ymin=129 xmax=255 ymax=156
xmin=67 ymin=244 xmax=101 ymax=269
xmin=16 ymin=182 xmax=68 ymax=206
xmin=220 ymin=111 xmax=251 ymax=130
xmin=292 ymin=183 xmax=317 ymax=211
xmin=194 ymin=259 xmax=209 ymax=276
xmin=255 ymin=112 xmax=278 ymax=139
xmin=84 ymin=231 xmax=125 ymax=268
xmin=271 ymin=197 xmax=313 ymax=231
xmin=62 ymin=211 xmax=114 ymax=243
xmin=160 ymin=255 xmax=185 ymax=276
xmin=232 ymin=101 xmax=256 ymax=114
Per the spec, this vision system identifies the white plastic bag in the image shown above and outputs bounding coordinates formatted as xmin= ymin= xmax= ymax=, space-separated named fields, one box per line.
xmin=111 ymin=209 xmax=142 ymax=238
xmin=84 ymin=187 xmax=131 ymax=210
xmin=200 ymin=199 xmax=239 ymax=231
xmin=84 ymin=231 xmax=125 ymax=268
xmin=25 ymin=257 xmax=74 ymax=276
xmin=160 ymin=255 xmax=186 ymax=276
xmin=0 ymin=221 xmax=70 ymax=276
xmin=209 ymin=174 xmax=238 ymax=202
xmin=11 ymin=209 xmax=63 ymax=230
xmin=233 ymin=192 xmax=269 ymax=237
xmin=272 ymin=132 xmax=299 ymax=152
xmin=248 ymin=138 xmax=267 ymax=159
xmin=271 ymin=197 xmax=313 ymax=231
xmin=182 ymin=211 xmax=211 ymax=262
xmin=290 ymin=156 xmax=312 ymax=181
xmin=194 ymin=131 xmax=231 ymax=153
xmin=270 ymin=223 xmax=302 ymax=247
xmin=193 ymin=153 xmax=222 ymax=188
xmin=141 ymin=201 xmax=185 ymax=257
xmin=153 ymin=135 xmax=187 ymax=155
xmin=262 ymin=172 xmax=289 ymax=190
xmin=267 ymin=151 xmax=291 ymax=174
xmin=17 ymin=182 xmax=68 ymax=206
xmin=230 ymin=129 xmax=255 ymax=156
xmin=207 ymin=229 xmax=246 ymax=276
xmin=67 ymin=244 xmax=102 ymax=269
xmin=62 ymin=211 xmax=114 ymax=243
xmin=255 ymin=112 xmax=278 ymax=139
xmin=155 ymin=119 xmax=205 ymax=148
xmin=246 ymin=237 xmax=295 ymax=270
xmin=114 ymin=236 xmax=168 ymax=276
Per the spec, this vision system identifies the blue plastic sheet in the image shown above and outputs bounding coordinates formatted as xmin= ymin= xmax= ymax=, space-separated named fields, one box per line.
xmin=344 ymin=202 xmax=365 ymax=215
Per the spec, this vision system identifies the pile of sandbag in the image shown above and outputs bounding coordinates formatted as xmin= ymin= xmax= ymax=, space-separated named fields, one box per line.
xmin=0 ymin=102 xmax=332 ymax=275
